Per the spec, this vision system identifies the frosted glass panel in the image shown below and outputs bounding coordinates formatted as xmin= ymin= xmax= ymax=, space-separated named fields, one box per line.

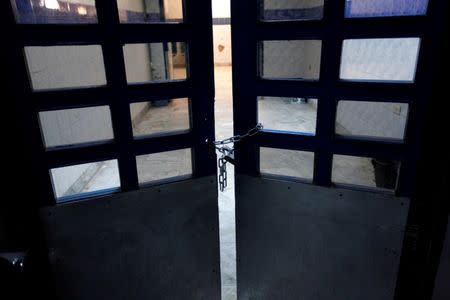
xmin=39 ymin=106 xmax=114 ymax=148
xmin=340 ymin=38 xmax=421 ymax=82
xmin=336 ymin=101 xmax=408 ymax=140
xmin=25 ymin=45 xmax=106 ymax=91
xmin=345 ymin=0 xmax=429 ymax=18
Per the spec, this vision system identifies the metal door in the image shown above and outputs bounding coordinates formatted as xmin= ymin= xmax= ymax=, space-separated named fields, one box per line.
xmin=3 ymin=0 xmax=220 ymax=299
xmin=230 ymin=0 xmax=449 ymax=299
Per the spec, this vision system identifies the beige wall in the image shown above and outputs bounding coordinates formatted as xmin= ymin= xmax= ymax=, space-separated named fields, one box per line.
xmin=163 ymin=0 xmax=183 ymax=19
xmin=212 ymin=0 xmax=230 ymax=18
xmin=213 ymin=25 xmax=232 ymax=66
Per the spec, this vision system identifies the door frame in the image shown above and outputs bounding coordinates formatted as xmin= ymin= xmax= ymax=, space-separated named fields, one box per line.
xmin=230 ymin=0 xmax=449 ymax=299
xmin=231 ymin=0 xmax=447 ymax=196
xmin=4 ymin=0 xmax=217 ymax=207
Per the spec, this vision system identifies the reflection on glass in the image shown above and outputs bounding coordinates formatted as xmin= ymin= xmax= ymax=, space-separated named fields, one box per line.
xmin=332 ymin=154 xmax=399 ymax=190
xmin=340 ymin=38 xmax=421 ymax=82
xmin=260 ymin=147 xmax=314 ymax=180
xmin=117 ymin=0 xmax=183 ymax=23
xmin=136 ymin=149 xmax=192 ymax=184
xmin=131 ymin=98 xmax=190 ymax=137
xmin=259 ymin=40 xmax=322 ymax=80
xmin=24 ymin=45 xmax=106 ymax=91
xmin=345 ymin=0 xmax=429 ymax=18
xmin=336 ymin=101 xmax=408 ymax=140
xmin=258 ymin=97 xmax=317 ymax=134
xmin=51 ymin=160 xmax=120 ymax=201
xmin=123 ymin=42 xmax=187 ymax=84
xmin=11 ymin=0 xmax=97 ymax=24
xmin=39 ymin=106 xmax=114 ymax=148
xmin=260 ymin=0 xmax=324 ymax=21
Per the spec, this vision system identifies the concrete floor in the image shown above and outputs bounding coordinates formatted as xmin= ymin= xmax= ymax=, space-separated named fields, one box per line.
xmin=214 ymin=67 xmax=237 ymax=300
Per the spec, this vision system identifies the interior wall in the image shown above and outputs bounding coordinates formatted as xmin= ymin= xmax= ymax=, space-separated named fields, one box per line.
xmin=211 ymin=0 xmax=231 ymax=66
xmin=212 ymin=0 xmax=230 ymax=18
xmin=213 ymin=25 xmax=232 ymax=66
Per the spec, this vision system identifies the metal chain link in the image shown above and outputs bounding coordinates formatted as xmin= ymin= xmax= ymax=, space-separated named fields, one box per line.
xmin=210 ymin=123 xmax=263 ymax=192
xmin=212 ymin=123 xmax=263 ymax=152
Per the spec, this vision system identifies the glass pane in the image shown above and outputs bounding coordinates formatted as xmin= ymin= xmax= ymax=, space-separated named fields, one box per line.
xmin=11 ymin=0 xmax=97 ymax=24
xmin=260 ymin=0 xmax=324 ymax=21
xmin=258 ymin=97 xmax=317 ymax=134
xmin=345 ymin=0 xmax=429 ymax=18
xmin=332 ymin=154 xmax=400 ymax=190
xmin=136 ymin=148 xmax=192 ymax=184
xmin=117 ymin=0 xmax=183 ymax=23
xmin=123 ymin=42 xmax=187 ymax=84
xmin=39 ymin=106 xmax=114 ymax=148
xmin=336 ymin=101 xmax=408 ymax=140
xmin=340 ymin=38 xmax=421 ymax=82
xmin=51 ymin=159 xmax=120 ymax=201
xmin=24 ymin=45 xmax=106 ymax=91
xmin=131 ymin=98 xmax=190 ymax=137
xmin=260 ymin=40 xmax=322 ymax=80
xmin=260 ymin=147 xmax=314 ymax=180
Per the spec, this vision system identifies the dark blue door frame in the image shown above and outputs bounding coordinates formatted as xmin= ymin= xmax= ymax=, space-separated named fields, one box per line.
xmin=230 ymin=1 xmax=449 ymax=299
xmin=231 ymin=0 xmax=448 ymax=197
xmin=4 ymin=0 xmax=217 ymax=207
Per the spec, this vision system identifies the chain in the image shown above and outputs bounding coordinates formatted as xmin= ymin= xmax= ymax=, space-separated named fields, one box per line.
xmin=212 ymin=123 xmax=263 ymax=152
xmin=209 ymin=123 xmax=263 ymax=192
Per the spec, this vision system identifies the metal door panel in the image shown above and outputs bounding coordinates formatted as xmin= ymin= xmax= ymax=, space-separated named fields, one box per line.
xmin=41 ymin=176 xmax=220 ymax=300
xmin=236 ymin=175 xmax=408 ymax=300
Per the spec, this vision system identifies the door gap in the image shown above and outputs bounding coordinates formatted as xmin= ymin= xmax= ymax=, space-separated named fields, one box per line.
xmin=212 ymin=1 xmax=236 ymax=300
